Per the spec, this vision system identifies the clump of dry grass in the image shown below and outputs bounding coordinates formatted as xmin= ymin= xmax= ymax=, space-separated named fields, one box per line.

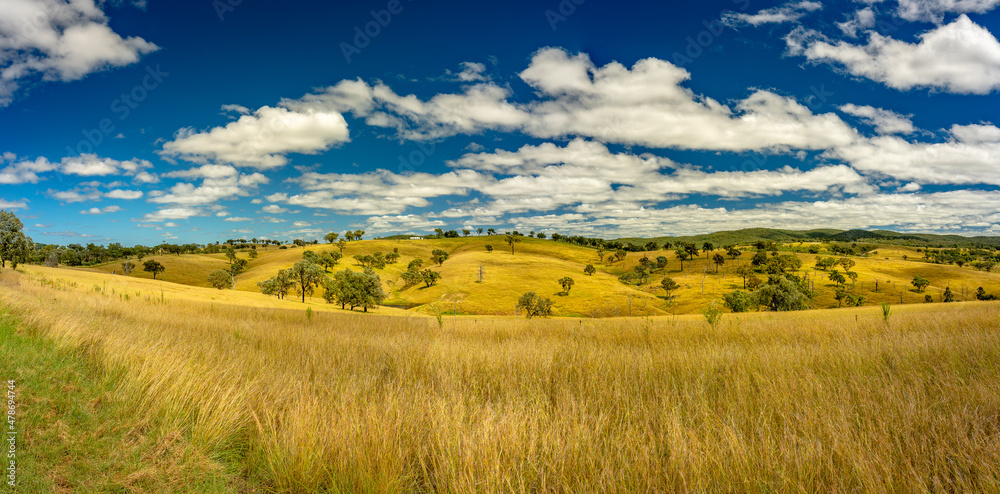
xmin=2 ymin=268 xmax=999 ymax=492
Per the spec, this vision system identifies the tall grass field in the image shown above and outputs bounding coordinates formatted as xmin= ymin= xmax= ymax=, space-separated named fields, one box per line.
xmin=2 ymin=267 xmax=999 ymax=492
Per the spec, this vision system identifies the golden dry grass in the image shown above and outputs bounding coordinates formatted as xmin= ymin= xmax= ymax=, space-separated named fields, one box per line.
xmin=2 ymin=266 xmax=1000 ymax=492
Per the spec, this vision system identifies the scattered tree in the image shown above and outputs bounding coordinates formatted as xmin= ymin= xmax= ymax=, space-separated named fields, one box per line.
xmin=584 ymin=264 xmax=596 ymax=276
xmin=674 ymin=248 xmax=689 ymax=271
xmin=289 ymin=260 xmax=325 ymax=302
xmin=828 ymin=269 xmax=846 ymax=287
xmin=142 ymin=259 xmax=165 ymax=279
xmin=121 ymin=260 xmax=135 ymax=276
xmin=421 ymin=269 xmax=442 ymax=287
xmin=485 ymin=244 xmax=493 ymax=253
xmin=324 ymin=232 xmax=339 ymax=243
xmin=505 ymin=234 xmax=521 ymax=254
xmin=943 ymin=286 xmax=954 ymax=302
xmin=516 ymin=292 xmax=553 ymax=319
xmin=735 ymin=264 xmax=753 ymax=289
xmin=712 ymin=253 xmax=725 ymax=273
xmin=911 ymin=276 xmax=930 ymax=292
xmin=661 ymin=277 xmax=679 ymax=299
xmin=0 ymin=210 xmax=33 ymax=269
xmin=208 ymin=270 xmax=233 ymax=290
xmin=753 ymin=276 xmax=810 ymax=312
xmin=258 ymin=270 xmax=294 ymax=299
xmin=324 ymin=268 xmax=385 ymax=312
xmin=723 ymin=290 xmax=755 ymax=312
xmin=431 ymin=249 xmax=449 ymax=266
xmin=702 ymin=242 xmax=714 ymax=254
xmin=558 ymin=276 xmax=574 ymax=295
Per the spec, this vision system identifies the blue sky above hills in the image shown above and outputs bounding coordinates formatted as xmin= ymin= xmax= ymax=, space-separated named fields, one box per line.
xmin=2 ymin=0 xmax=1000 ymax=244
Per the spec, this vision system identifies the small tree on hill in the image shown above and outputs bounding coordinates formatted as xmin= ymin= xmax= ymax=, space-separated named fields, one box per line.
xmin=258 ymin=269 xmax=293 ymax=299
xmin=143 ymin=259 xmax=164 ymax=280
xmin=517 ymin=292 xmax=553 ymax=319
xmin=661 ymin=277 xmax=679 ymax=299
xmin=505 ymin=234 xmax=521 ymax=254
xmin=685 ymin=243 xmax=700 ymax=260
xmin=324 ymin=232 xmax=339 ymax=243
xmin=485 ymin=244 xmax=493 ymax=253
xmin=735 ymin=264 xmax=752 ymax=289
xmin=584 ymin=264 xmax=596 ymax=276
xmin=943 ymin=286 xmax=954 ymax=302
xmin=289 ymin=260 xmax=325 ymax=302
xmin=325 ymin=268 xmax=385 ymax=312
xmin=421 ymin=269 xmax=441 ymax=287
xmin=675 ymin=249 xmax=689 ymax=271
xmin=558 ymin=276 xmax=574 ymax=295
xmin=208 ymin=270 xmax=233 ymax=290
xmin=723 ymin=289 xmax=755 ymax=312
xmin=121 ymin=260 xmax=135 ymax=277
xmin=753 ymin=276 xmax=810 ymax=312
xmin=431 ymin=249 xmax=449 ymax=266
xmin=828 ymin=269 xmax=846 ymax=287
xmin=712 ymin=253 xmax=725 ymax=273
xmin=911 ymin=276 xmax=930 ymax=292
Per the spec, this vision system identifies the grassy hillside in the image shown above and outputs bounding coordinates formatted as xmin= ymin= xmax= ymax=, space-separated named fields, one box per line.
xmin=2 ymin=267 xmax=999 ymax=492
xmin=72 ymin=236 xmax=1000 ymax=316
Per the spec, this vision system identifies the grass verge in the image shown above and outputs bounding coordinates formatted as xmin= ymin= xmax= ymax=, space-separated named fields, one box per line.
xmin=0 ymin=309 xmax=241 ymax=493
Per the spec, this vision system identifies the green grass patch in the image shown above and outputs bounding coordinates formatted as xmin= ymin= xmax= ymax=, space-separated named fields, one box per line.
xmin=0 ymin=310 xmax=241 ymax=493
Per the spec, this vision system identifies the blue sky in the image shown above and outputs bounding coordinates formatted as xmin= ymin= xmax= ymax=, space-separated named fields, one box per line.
xmin=2 ymin=0 xmax=1000 ymax=245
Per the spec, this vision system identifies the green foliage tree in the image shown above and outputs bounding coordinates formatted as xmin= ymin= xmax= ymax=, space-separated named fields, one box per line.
xmin=208 ymin=270 xmax=233 ymax=290
xmin=661 ymin=277 xmax=679 ymax=299
xmin=431 ymin=249 xmax=449 ymax=266
xmin=723 ymin=289 xmax=755 ymax=312
xmin=911 ymin=276 xmax=930 ymax=292
xmin=421 ymin=269 xmax=442 ymax=287
xmin=558 ymin=276 xmax=574 ymax=295
xmin=324 ymin=232 xmax=339 ymax=243
xmin=248 ymin=249 xmax=259 ymax=260
xmin=839 ymin=258 xmax=856 ymax=272
xmin=828 ymin=269 xmax=846 ymax=287
xmin=0 ymin=210 xmax=32 ymax=269
xmin=324 ymin=268 xmax=385 ymax=312
xmin=674 ymin=248 xmax=689 ymax=271
xmin=337 ymin=239 xmax=347 ymax=253
xmin=400 ymin=269 xmax=423 ymax=288
xmin=735 ymin=264 xmax=752 ymax=289
xmin=142 ymin=259 xmax=165 ymax=279
xmin=318 ymin=251 xmax=341 ymax=272
xmin=289 ymin=260 xmax=325 ymax=302
xmin=505 ymin=234 xmax=521 ymax=254
xmin=485 ymin=244 xmax=493 ymax=253
xmin=943 ymin=286 xmax=954 ymax=302
xmin=258 ymin=270 xmax=293 ymax=299
xmin=584 ymin=264 xmax=596 ymax=276
xmin=516 ymin=292 xmax=553 ymax=319
xmin=702 ymin=242 xmax=714 ymax=254
xmin=684 ymin=243 xmax=700 ymax=260
xmin=726 ymin=246 xmax=742 ymax=261
xmin=407 ymin=258 xmax=424 ymax=271
xmin=712 ymin=253 xmax=725 ymax=273
xmin=753 ymin=276 xmax=810 ymax=312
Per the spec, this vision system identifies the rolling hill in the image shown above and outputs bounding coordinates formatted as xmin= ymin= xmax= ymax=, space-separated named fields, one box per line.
xmin=67 ymin=234 xmax=1000 ymax=316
